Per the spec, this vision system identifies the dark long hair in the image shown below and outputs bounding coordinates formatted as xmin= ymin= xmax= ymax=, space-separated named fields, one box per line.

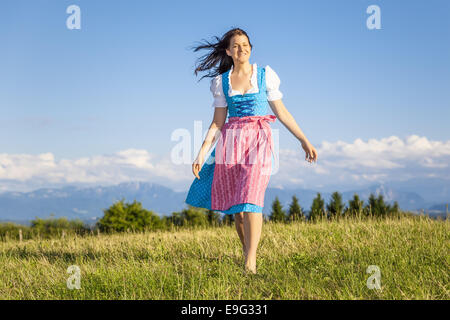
xmin=190 ymin=28 xmax=253 ymax=82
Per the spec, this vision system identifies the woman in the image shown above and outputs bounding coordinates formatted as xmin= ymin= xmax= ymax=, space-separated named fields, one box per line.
xmin=185 ymin=28 xmax=318 ymax=274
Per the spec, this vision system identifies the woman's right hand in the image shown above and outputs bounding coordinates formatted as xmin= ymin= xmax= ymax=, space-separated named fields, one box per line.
xmin=192 ymin=155 xmax=204 ymax=180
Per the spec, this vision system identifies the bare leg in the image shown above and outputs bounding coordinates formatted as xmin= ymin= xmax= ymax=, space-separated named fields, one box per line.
xmin=234 ymin=212 xmax=246 ymax=256
xmin=243 ymin=212 xmax=263 ymax=274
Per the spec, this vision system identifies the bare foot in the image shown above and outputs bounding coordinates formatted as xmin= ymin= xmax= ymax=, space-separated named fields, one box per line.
xmin=244 ymin=263 xmax=257 ymax=274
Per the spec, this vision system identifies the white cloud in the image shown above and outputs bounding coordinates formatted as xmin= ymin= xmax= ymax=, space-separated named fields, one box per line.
xmin=0 ymin=148 xmax=190 ymax=192
xmin=0 ymin=134 xmax=449 ymax=193
xmin=269 ymin=134 xmax=450 ymax=189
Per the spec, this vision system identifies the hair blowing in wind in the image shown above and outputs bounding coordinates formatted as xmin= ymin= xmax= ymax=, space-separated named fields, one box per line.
xmin=190 ymin=28 xmax=253 ymax=81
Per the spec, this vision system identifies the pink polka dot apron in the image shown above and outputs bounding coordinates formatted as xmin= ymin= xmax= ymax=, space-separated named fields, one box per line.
xmin=211 ymin=114 xmax=276 ymax=210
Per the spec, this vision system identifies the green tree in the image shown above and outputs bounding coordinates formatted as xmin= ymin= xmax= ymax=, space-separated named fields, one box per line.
xmin=270 ymin=196 xmax=286 ymax=222
xmin=97 ymin=198 xmax=162 ymax=232
xmin=346 ymin=193 xmax=364 ymax=217
xmin=388 ymin=201 xmax=401 ymax=218
xmin=365 ymin=193 xmax=377 ymax=217
xmin=326 ymin=191 xmax=345 ymax=220
xmin=206 ymin=209 xmax=222 ymax=227
xmin=309 ymin=193 xmax=326 ymax=222
xmin=159 ymin=213 xmax=178 ymax=230
xmin=0 ymin=222 xmax=33 ymax=241
xmin=222 ymin=213 xmax=235 ymax=226
xmin=376 ymin=194 xmax=390 ymax=218
xmin=365 ymin=193 xmax=390 ymax=218
xmin=31 ymin=217 xmax=89 ymax=238
xmin=179 ymin=206 xmax=210 ymax=227
xmin=288 ymin=195 xmax=305 ymax=222
xmin=167 ymin=211 xmax=184 ymax=227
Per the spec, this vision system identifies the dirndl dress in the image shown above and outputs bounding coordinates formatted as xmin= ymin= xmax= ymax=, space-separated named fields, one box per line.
xmin=185 ymin=65 xmax=277 ymax=215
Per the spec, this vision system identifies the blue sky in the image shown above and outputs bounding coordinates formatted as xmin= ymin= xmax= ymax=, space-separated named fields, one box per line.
xmin=1 ymin=0 xmax=449 ymax=193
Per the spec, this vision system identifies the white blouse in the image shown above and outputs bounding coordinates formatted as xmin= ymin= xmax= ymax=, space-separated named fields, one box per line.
xmin=210 ymin=63 xmax=283 ymax=108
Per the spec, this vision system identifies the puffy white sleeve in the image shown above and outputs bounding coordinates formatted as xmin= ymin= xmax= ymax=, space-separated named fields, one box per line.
xmin=265 ymin=65 xmax=283 ymax=101
xmin=210 ymin=75 xmax=227 ymax=108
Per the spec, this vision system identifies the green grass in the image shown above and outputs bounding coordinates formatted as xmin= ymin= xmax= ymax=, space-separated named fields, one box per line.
xmin=0 ymin=214 xmax=448 ymax=299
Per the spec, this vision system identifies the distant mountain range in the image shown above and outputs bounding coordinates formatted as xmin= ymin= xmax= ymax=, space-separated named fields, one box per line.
xmin=0 ymin=181 xmax=447 ymax=224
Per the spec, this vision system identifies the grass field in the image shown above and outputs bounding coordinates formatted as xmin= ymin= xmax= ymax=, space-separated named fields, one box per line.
xmin=0 ymin=214 xmax=448 ymax=299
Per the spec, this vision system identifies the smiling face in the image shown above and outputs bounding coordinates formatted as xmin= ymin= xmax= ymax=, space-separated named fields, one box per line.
xmin=226 ymin=34 xmax=252 ymax=64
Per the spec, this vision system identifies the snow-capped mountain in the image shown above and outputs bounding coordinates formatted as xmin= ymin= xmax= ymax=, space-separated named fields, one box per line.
xmin=0 ymin=181 xmax=447 ymax=223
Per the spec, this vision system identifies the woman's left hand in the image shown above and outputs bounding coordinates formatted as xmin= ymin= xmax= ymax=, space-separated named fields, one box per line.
xmin=301 ymin=141 xmax=318 ymax=163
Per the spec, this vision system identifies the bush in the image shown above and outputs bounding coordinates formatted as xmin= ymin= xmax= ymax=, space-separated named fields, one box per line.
xmin=96 ymin=198 xmax=163 ymax=233
xmin=31 ymin=216 xmax=90 ymax=238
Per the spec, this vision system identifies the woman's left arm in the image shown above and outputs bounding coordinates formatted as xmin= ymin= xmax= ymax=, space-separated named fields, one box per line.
xmin=269 ymin=99 xmax=318 ymax=163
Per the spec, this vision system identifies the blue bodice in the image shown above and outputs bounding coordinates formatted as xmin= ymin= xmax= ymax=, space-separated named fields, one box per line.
xmin=222 ymin=66 xmax=271 ymax=118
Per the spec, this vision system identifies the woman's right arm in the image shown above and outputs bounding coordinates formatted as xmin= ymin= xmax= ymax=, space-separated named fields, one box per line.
xmin=192 ymin=107 xmax=228 ymax=179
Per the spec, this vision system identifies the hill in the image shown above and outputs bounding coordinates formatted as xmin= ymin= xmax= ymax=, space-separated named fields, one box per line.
xmin=0 ymin=181 xmax=447 ymax=223
xmin=0 ymin=215 xmax=447 ymax=299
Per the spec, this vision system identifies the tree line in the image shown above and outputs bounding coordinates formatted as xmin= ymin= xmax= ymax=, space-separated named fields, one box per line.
xmin=269 ymin=192 xmax=404 ymax=222
xmin=0 ymin=192 xmax=412 ymax=240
